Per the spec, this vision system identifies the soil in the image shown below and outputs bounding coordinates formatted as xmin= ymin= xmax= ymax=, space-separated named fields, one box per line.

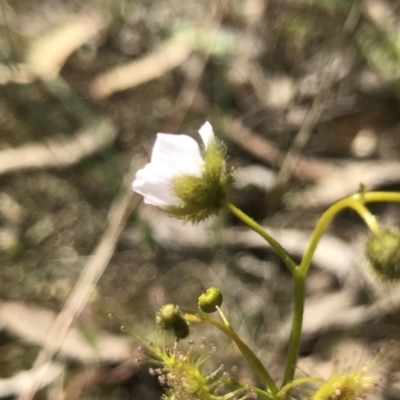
xmin=1 ymin=1 xmax=400 ymax=399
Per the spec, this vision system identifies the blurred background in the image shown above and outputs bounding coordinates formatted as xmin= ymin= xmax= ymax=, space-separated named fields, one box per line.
xmin=1 ymin=0 xmax=400 ymax=399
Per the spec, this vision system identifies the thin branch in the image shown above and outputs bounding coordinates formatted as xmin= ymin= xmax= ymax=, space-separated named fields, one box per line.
xmin=0 ymin=119 xmax=117 ymax=176
xmin=16 ymin=167 xmax=138 ymax=400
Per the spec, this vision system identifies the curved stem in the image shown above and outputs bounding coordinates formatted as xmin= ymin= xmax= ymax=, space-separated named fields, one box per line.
xmin=222 ymin=192 xmax=400 ymax=389
xmin=225 ymin=202 xmax=297 ymax=275
xmin=350 ymin=201 xmax=381 ymax=234
xmin=183 ymin=312 xmax=279 ymax=396
xmin=361 ymin=191 xmax=400 ymax=203
xmin=222 ymin=379 xmax=273 ymax=400
xmin=281 ymin=274 xmax=305 ymax=388
xmin=278 ymin=376 xmax=324 ymax=397
xmin=281 ymin=191 xmax=400 ymax=385
xmin=298 ymin=192 xmax=394 ymax=276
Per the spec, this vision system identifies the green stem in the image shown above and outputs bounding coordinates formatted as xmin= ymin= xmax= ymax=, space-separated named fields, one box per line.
xmin=282 ymin=191 xmax=400 ymax=386
xmin=225 ymin=202 xmax=297 ymax=275
xmin=222 ymin=378 xmax=273 ymax=400
xmin=222 ymin=192 xmax=400 ymax=389
xmin=298 ymin=192 xmax=393 ymax=276
xmin=361 ymin=191 xmax=400 ymax=203
xmin=278 ymin=376 xmax=323 ymax=397
xmin=184 ymin=312 xmax=279 ymax=396
xmin=350 ymin=201 xmax=381 ymax=235
xmin=281 ymin=274 xmax=305 ymax=388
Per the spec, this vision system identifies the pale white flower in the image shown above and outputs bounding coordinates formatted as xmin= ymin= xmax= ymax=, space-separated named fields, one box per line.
xmin=132 ymin=122 xmax=215 ymax=207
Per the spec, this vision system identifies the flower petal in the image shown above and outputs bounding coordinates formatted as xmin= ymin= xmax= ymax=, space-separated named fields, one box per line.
xmin=132 ymin=126 xmax=222 ymax=212
xmin=133 ymin=164 xmax=179 ymax=206
xmin=151 ymin=133 xmax=204 ymax=177
xmin=198 ymin=121 xmax=214 ymax=149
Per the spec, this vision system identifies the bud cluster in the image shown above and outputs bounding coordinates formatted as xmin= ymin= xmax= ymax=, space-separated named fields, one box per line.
xmin=149 ymin=340 xmax=256 ymax=400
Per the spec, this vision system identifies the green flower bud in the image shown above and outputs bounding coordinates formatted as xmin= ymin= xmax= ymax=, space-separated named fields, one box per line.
xmin=156 ymin=304 xmax=180 ymax=327
xmin=172 ymin=317 xmax=190 ymax=340
xmin=198 ymin=287 xmax=223 ymax=313
xmin=365 ymin=227 xmax=400 ymax=281
xmin=156 ymin=304 xmax=189 ymax=339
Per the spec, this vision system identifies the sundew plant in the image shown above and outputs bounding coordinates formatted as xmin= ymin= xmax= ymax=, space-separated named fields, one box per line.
xmin=133 ymin=121 xmax=400 ymax=400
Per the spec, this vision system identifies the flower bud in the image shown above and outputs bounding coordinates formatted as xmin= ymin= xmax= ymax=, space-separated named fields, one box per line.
xmin=365 ymin=227 xmax=400 ymax=281
xmin=172 ymin=318 xmax=190 ymax=340
xmin=156 ymin=304 xmax=189 ymax=339
xmin=198 ymin=287 xmax=223 ymax=313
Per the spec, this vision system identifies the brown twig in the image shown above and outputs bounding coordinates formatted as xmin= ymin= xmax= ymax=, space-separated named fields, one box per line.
xmin=274 ymin=6 xmax=360 ymax=192
xmin=163 ymin=0 xmax=229 ymax=133
xmin=90 ymin=36 xmax=195 ymax=99
xmin=225 ymin=117 xmax=333 ymax=181
xmin=0 ymin=301 xmax=133 ymax=364
xmin=27 ymin=12 xmax=108 ymax=78
xmin=0 ymin=119 xmax=117 ymax=176
xmin=64 ymin=359 xmax=139 ymax=400
xmin=273 ymin=52 xmax=338 ymax=190
xmin=16 ymin=166 xmax=138 ymax=400
xmin=0 ymin=362 xmax=64 ymax=398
